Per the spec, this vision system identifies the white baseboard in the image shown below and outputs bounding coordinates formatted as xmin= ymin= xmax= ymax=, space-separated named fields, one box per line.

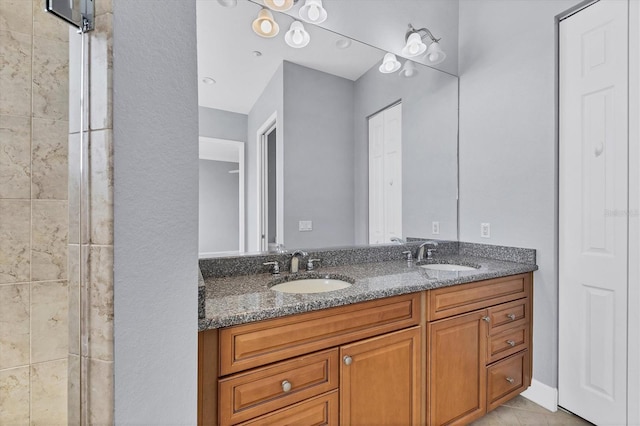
xmin=521 ymin=379 xmax=558 ymax=412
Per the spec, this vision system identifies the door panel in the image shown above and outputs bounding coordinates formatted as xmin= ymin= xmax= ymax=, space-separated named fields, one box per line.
xmin=559 ymin=1 xmax=628 ymax=423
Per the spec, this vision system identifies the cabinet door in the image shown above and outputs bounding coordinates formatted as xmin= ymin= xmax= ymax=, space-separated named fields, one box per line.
xmin=340 ymin=326 xmax=421 ymax=425
xmin=429 ymin=310 xmax=487 ymax=425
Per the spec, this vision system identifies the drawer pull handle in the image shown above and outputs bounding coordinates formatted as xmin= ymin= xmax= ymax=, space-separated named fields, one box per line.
xmin=281 ymin=380 xmax=292 ymax=393
xmin=507 ymin=313 xmax=516 ymax=321
xmin=506 ymin=377 xmax=515 ymax=384
xmin=506 ymin=340 xmax=516 ymax=347
xmin=482 ymin=316 xmax=490 ymax=323
xmin=343 ymin=355 xmax=353 ymax=366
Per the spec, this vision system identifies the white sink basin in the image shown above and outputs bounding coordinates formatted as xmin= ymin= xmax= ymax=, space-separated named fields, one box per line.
xmin=421 ymin=264 xmax=478 ymax=272
xmin=270 ymin=278 xmax=352 ymax=294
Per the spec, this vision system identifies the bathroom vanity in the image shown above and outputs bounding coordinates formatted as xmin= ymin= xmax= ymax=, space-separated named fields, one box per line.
xmin=198 ymin=244 xmax=535 ymax=425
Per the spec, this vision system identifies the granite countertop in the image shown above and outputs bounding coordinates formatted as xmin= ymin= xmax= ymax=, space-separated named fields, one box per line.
xmin=199 ymin=254 xmax=537 ymax=331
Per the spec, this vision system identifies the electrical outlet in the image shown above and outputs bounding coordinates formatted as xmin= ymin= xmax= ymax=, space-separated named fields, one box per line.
xmin=298 ymin=220 xmax=313 ymax=232
xmin=481 ymin=223 xmax=491 ymax=238
xmin=432 ymin=221 xmax=440 ymax=235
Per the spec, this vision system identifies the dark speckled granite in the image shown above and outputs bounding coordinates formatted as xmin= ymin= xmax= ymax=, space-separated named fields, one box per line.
xmin=459 ymin=242 xmax=536 ymax=264
xmin=199 ymin=254 xmax=538 ymax=330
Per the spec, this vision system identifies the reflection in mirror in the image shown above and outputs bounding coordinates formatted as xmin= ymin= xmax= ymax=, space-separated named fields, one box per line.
xmin=196 ymin=0 xmax=458 ymax=256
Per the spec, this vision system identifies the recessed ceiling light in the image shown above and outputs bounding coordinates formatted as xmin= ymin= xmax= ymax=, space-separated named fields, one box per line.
xmin=202 ymin=77 xmax=216 ymax=85
xmin=252 ymin=51 xmax=263 ymax=57
xmin=336 ymin=38 xmax=351 ymax=49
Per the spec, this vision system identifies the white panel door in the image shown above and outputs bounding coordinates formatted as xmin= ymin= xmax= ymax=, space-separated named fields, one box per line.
xmin=559 ymin=1 xmax=629 ymax=424
xmin=368 ymin=103 xmax=402 ymax=244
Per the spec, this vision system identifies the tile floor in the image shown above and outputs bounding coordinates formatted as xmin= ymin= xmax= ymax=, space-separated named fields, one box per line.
xmin=470 ymin=396 xmax=593 ymax=425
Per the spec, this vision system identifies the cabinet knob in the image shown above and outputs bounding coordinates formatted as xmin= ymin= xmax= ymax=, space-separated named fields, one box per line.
xmin=507 ymin=313 xmax=516 ymax=321
xmin=506 ymin=340 xmax=516 ymax=347
xmin=482 ymin=316 xmax=490 ymax=323
xmin=505 ymin=377 xmax=515 ymax=384
xmin=281 ymin=380 xmax=292 ymax=393
xmin=343 ymin=355 xmax=352 ymax=366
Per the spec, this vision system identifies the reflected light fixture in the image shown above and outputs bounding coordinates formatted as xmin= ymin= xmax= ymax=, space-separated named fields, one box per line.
xmin=252 ymin=8 xmax=280 ymax=38
xmin=264 ymin=0 xmax=295 ymax=11
xmin=399 ymin=60 xmax=418 ymax=78
xmin=379 ymin=53 xmax=401 ymax=74
xmin=285 ymin=21 xmax=311 ymax=48
xmin=299 ymin=0 xmax=327 ymax=24
xmin=403 ymin=24 xmax=446 ymax=65
xmin=217 ymin=0 xmax=237 ymax=7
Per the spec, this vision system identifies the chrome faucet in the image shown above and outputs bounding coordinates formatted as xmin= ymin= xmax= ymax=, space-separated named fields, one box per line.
xmin=290 ymin=250 xmax=308 ymax=273
xmin=416 ymin=241 xmax=438 ymax=261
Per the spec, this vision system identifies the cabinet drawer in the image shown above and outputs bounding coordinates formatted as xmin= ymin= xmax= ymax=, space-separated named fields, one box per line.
xmin=219 ymin=349 xmax=338 ymax=425
xmin=428 ymin=274 xmax=530 ymax=321
xmin=487 ymin=298 xmax=529 ymax=335
xmin=486 ymin=350 xmax=530 ymax=411
xmin=219 ymin=293 xmax=420 ymax=375
xmin=487 ymin=325 xmax=529 ymax=364
xmin=238 ymin=391 xmax=338 ymax=426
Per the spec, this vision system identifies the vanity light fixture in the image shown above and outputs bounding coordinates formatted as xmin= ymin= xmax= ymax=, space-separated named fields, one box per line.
xmin=264 ymin=0 xmax=295 ymax=12
xmin=252 ymin=8 xmax=280 ymax=38
xmin=379 ymin=53 xmax=401 ymax=74
xmin=403 ymin=24 xmax=446 ymax=65
xmin=399 ymin=60 xmax=417 ymax=78
xmin=285 ymin=21 xmax=310 ymax=48
xmin=299 ymin=0 xmax=327 ymax=24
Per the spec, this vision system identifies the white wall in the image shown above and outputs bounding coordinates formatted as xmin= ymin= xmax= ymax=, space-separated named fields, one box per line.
xmin=458 ymin=0 xmax=581 ymax=390
xmin=112 ymin=0 xmax=199 ymax=423
xmin=199 ymin=160 xmax=239 ymax=253
xmin=282 ymin=62 xmax=355 ymax=249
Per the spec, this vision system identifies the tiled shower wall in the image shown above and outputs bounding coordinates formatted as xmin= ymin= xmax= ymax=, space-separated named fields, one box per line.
xmin=0 ymin=1 xmax=70 ymax=423
xmin=1 ymin=0 xmax=114 ymax=423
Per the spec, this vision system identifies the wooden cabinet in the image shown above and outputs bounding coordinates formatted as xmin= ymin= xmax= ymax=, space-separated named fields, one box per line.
xmin=340 ymin=327 xmax=421 ymax=425
xmin=427 ymin=273 xmax=532 ymax=425
xmin=199 ymin=272 xmax=533 ymax=425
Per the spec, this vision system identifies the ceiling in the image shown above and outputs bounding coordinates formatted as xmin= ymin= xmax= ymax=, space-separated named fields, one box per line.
xmin=196 ymin=0 xmax=385 ymax=114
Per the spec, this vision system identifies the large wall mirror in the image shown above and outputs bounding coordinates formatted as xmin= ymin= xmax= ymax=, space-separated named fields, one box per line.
xmin=196 ymin=0 xmax=458 ymax=256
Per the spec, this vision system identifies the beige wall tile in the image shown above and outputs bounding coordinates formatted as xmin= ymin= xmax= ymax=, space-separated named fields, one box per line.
xmin=31 ymin=281 xmax=68 ymax=363
xmin=90 ymin=130 xmax=113 ymax=245
xmin=88 ymin=359 xmax=113 ymax=425
xmin=0 ymin=30 xmax=32 ymax=117
xmin=0 ymin=284 xmax=30 ymax=369
xmin=94 ymin=0 xmax=112 ymax=17
xmin=0 ymin=200 xmax=30 ymax=284
xmin=0 ymin=0 xmax=33 ymax=34
xmin=32 ymin=0 xmax=68 ymax=42
xmin=32 ymin=36 xmax=68 ymax=121
xmin=67 ymin=354 xmax=81 ymax=424
xmin=89 ymin=245 xmax=113 ymax=361
xmin=32 ymin=118 xmax=68 ymax=200
xmin=0 ymin=366 xmax=30 ymax=424
xmin=0 ymin=114 xmax=31 ymax=198
xmin=68 ymin=132 xmax=90 ymax=245
xmin=90 ymin=13 xmax=112 ymax=131
xmin=67 ymin=244 xmax=87 ymax=357
xmin=30 ymin=359 xmax=67 ymax=426
xmin=32 ymin=200 xmax=68 ymax=281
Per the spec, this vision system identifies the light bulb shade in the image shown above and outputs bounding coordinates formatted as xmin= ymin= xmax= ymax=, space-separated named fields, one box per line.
xmin=399 ymin=60 xmax=418 ymax=78
xmin=285 ymin=21 xmax=311 ymax=48
xmin=379 ymin=53 xmax=401 ymax=74
xmin=425 ymin=41 xmax=446 ymax=64
xmin=264 ymin=0 xmax=294 ymax=12
xmin=401 ymin=32 xmax=427 ymax=57
xmin=252 ymin=8 xmax=280 ymax=38
xmin=299 ymin=0 xmax=327 ymax=23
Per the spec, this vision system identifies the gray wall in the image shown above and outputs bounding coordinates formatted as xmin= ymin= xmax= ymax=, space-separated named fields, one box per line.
xmin=112 ymin=0 xmax=198 ymax=423
xmin=353 ymin=62 xmax=459 ymax=244
xmin=282 ymin=62 xmax=355 ymax=249
xmin=458 ymin=0 xmax=580 ymax=389
xmin=199 ymin=106 xmax=247 ymax=141
xmin=247 ymin=64 xmax=284 ymax=252
xmin=199 ymin=160 xmax=239 ymax=253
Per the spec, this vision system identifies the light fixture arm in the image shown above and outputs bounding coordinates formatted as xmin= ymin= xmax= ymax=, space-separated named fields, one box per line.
xmin=406 ymin=24 xmax=440 ymax=43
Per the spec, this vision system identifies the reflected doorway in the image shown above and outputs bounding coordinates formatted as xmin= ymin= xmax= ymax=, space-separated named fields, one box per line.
xmin=257 ymin=116 xmax=281 ymax=252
